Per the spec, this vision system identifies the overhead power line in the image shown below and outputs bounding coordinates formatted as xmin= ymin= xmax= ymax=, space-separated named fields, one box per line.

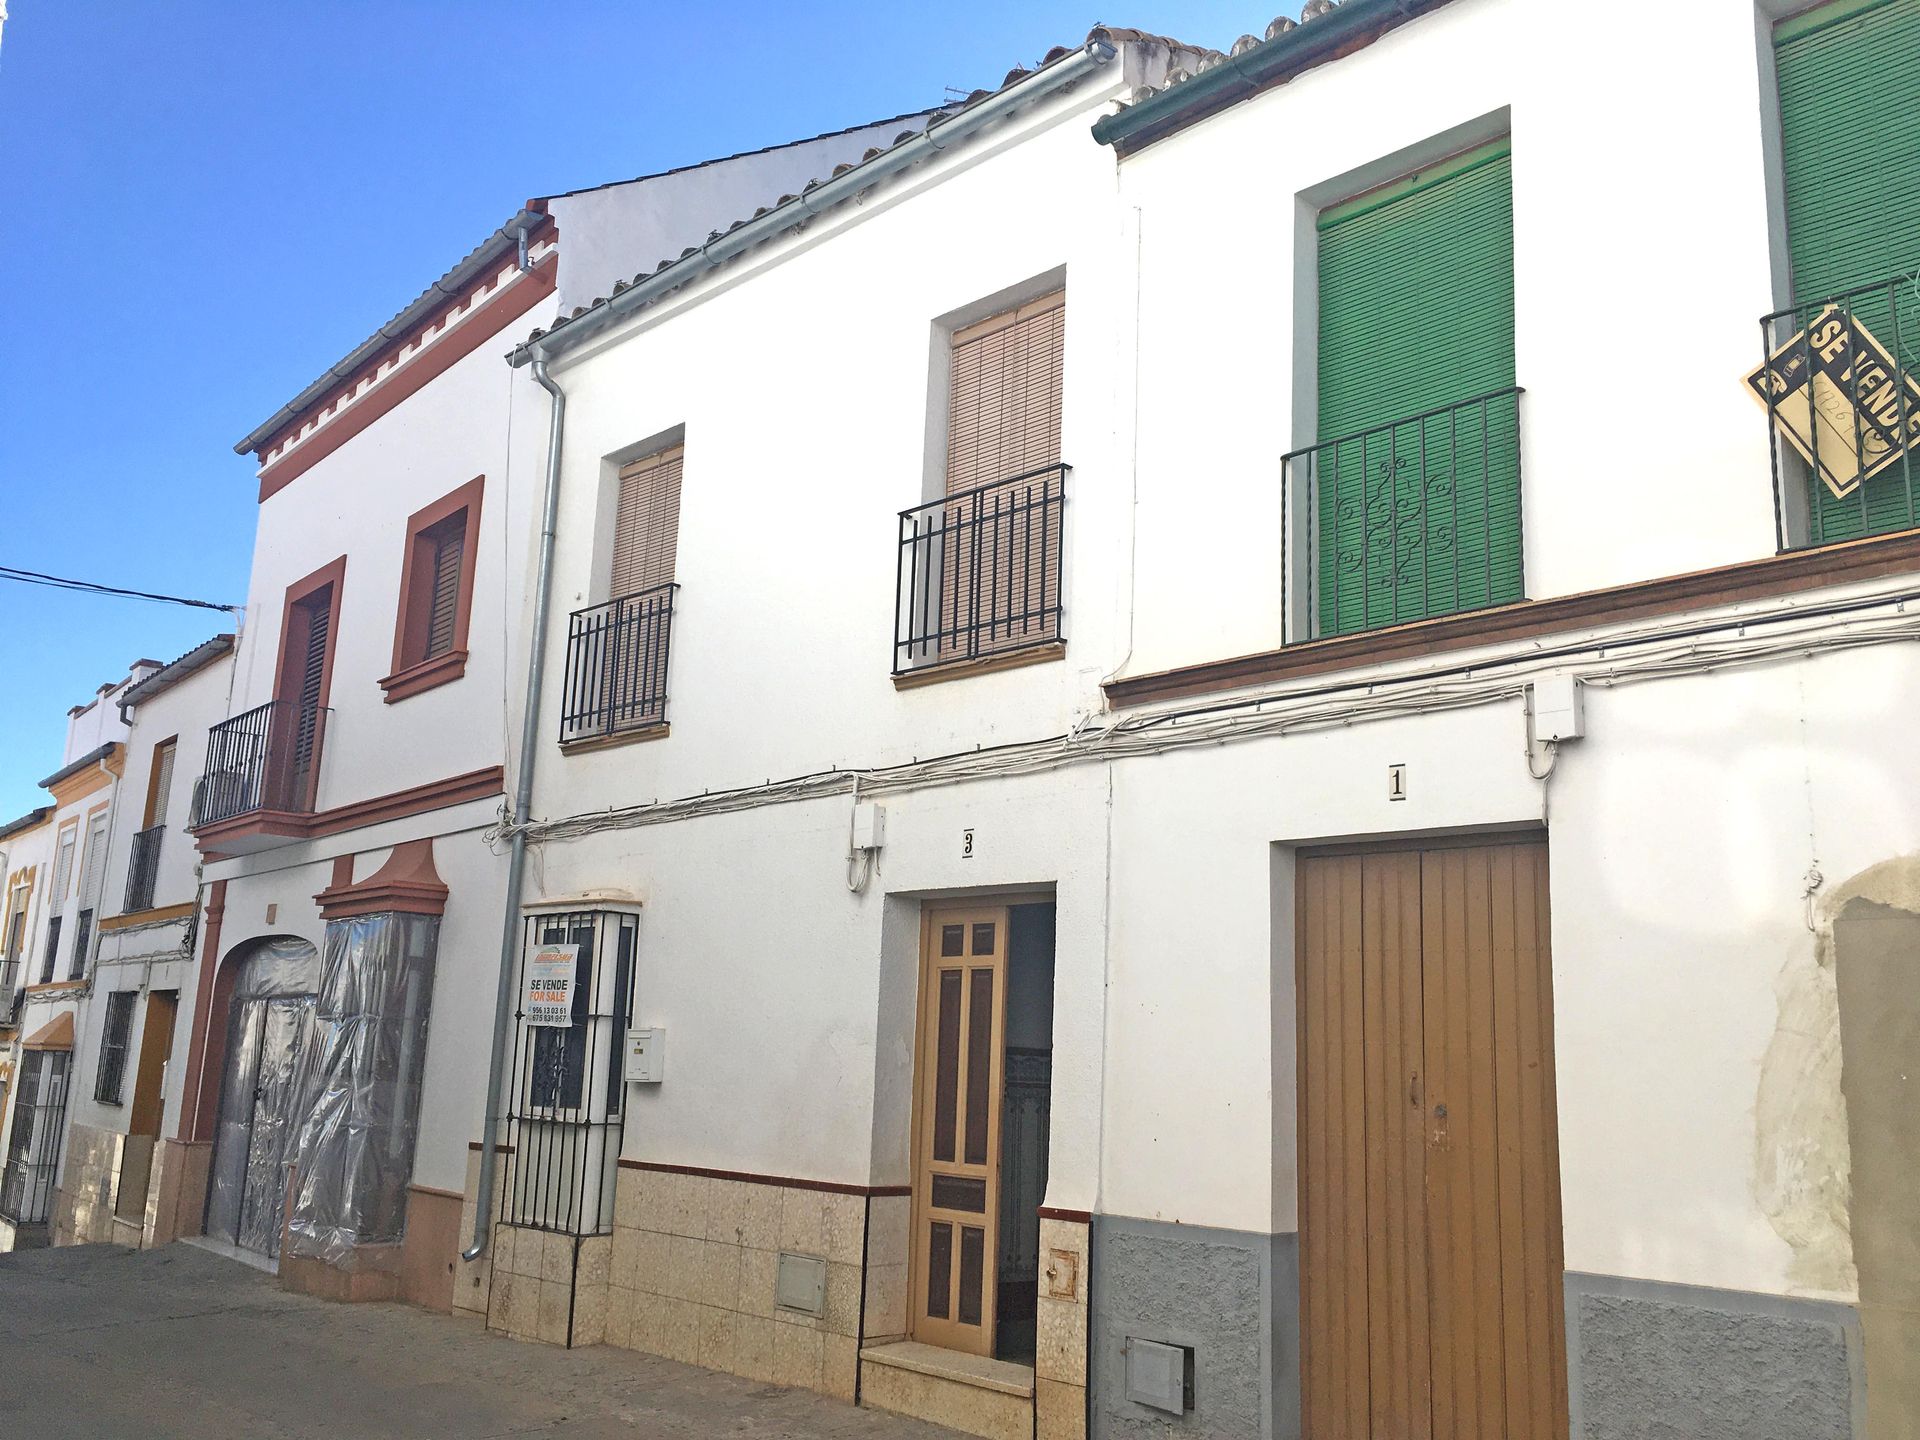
xmin=0 ymin=565 xmax=241 ymax=614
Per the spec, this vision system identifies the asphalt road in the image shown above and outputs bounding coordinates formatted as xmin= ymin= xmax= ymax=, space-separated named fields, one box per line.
xmin=0 ymin=1243 xmax=963 ymax=1439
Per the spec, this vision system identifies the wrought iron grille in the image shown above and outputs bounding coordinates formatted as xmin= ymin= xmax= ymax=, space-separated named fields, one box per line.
xmin=193 ymin=700 xmax=329 ymax=827
xmin=894 ymin=464 xmax=1068 ymax=673
xmin=124 ymin=825 xmax=164 ymax=914
xmin=0 ymin=1049 xmax=71 ymax=1224
xmin=1757 ymin=271 xmax=1920 ymax=550
xmin=559 ymin=584 xmax=678 ymax=744
xmin=95 ymin=991 xmax=135 ymax=1104
xmin=1282 ymin=388 xmax=1525 ymax=642
xmin=499 ymin=909 xmax=637 ymax=1236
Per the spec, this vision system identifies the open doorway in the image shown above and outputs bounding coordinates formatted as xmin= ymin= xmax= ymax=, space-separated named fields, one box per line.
xmin=909 ymin=898 xmax=1054 ymax=1364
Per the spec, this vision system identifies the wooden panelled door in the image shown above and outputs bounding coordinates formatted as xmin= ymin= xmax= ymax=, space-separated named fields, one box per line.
xmin=912 ymin=904 xmax=1010 ymax=1356
xmin=1297 ymin=838 xmax=1568 ymax=1440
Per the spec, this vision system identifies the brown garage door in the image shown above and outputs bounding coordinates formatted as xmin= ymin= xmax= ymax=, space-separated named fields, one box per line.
xmin=1297 ymin=837 xmax=1567 ymax=1440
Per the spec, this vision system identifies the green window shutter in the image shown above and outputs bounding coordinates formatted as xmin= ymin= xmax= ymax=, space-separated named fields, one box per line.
xmin=1315 ymin=144 xmax=1519 ymax=636
xmin=1775 ymin=0 xmax=1920 ymax=543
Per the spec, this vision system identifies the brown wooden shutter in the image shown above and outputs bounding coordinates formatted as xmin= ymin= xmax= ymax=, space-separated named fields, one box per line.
xmin=610 ymin=446 xmax=684 ymax=597
xmin=425 ymin=513 xmax=466 ymax=658
xmin=146 ymin=739 xmax=177 ymax=828
xmin=945 ymin=291 xmax=1065 ymax=495
xmin=936 ymin=293 xmax=1066 ymax=659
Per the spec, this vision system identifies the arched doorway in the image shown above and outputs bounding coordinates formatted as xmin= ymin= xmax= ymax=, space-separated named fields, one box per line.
xmin=204 ymin=935 xmax=319 ymax=1260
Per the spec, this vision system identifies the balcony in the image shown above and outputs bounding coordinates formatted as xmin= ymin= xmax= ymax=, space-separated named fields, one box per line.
xmin=1281 ymin=389 xmax=1525 ymax=642
xmin=894 ymin=463 xmax=1068 ymax=681
xmin=124 ymin=825 xmax=163 ymax=913
xmin=1754 ymin=272 xmax=1920 ymax=551
xmin=559 ymin=583 xmax=678 ymax=748
xmin=190 ymin=699 xmax=328 ymax=853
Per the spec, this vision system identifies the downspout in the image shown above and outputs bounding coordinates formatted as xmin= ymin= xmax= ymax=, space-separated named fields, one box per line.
xmin=465 ymin=351 xmax=566 ymax=1262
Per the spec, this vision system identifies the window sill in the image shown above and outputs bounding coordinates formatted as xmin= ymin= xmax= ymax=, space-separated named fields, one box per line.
xmin=24 ymin=980 xmax=85 ymax=995
xmin=379 ymin=648 xmax=468 ymax=703
xmin=892 ymin=641 xmax=1065 ymax=691
xmin=559 ymin=723 xmax=671 ymax=756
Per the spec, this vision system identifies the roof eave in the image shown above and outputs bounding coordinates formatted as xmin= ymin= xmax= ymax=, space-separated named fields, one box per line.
xmin=1091 ymin=0 xmax=1456 ymax=155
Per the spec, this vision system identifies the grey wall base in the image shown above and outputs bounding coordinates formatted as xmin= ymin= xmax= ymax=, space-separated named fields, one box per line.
xmin=1567 ymin=1272 xmax=1863 ymax=1440
xmin=1089 ymin=1215 xmax=1297 ymax=1440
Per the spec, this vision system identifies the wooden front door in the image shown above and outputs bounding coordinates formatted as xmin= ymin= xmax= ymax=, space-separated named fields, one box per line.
xmin=1298 ymin=839 xmax=1567 ymax=1440
xmin=911 ymin=904 xmax=1010 ymax=1355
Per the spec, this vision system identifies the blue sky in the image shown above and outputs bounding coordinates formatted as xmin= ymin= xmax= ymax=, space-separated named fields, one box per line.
xmin=0 ymin=0 xmax=1256 ymax=818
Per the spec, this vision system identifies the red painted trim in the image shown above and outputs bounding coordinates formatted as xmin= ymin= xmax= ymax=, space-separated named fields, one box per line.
xmin=178 ymin=880 xmax=226 ymax=1143
xmin=314 ymin=838 xmax=448 ymax=919
xmin=192 ymin=764 xmax=503 ymax=855
xmin=1036 ymin=1206 xmax=1093 ymax=1224
xmin=256 ymin=252 xmax=558 ymax=501
xmin=613 ymin=1158 xmax=912 ymax=1198
xmin=1104 ymin=527 xmax=1920 ymax=709
xmin=383 ymin=474 xmax=485 ymax=700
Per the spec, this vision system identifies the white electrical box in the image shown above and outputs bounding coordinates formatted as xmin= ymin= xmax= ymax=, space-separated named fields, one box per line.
xmin=1531 ymin=675 xmax=1585 ymax=742
xmin=1125 ymin=1337 xmax=1193 ymax=1415
xmin=624 ymin=1027 xmax=665 ymax=1084
xmin=852 ymin=801 xmax=886 ymax=851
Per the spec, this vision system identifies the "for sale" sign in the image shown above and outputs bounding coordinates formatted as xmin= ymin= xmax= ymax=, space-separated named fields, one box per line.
xmin=523 ymin=944 xmax=578 ymax=1027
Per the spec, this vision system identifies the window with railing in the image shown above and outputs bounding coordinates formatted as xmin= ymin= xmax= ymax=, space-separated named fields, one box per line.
xmin=1755 ymin=274 xmax=1920 ymax=550
xmin=95 ymin=991 xmax=135 ymax=1104
xmin=894 ymin=464 xmax=1068 ymax=672
xmin=124 ymin=825 xmax=164 ymax=913
xmin=0 ymin=1049 xmax=71 ymax=1224
xmin=192 ymin=699 xmax=329 ymax=828
xmin=1282 ymin=389 xmax=1525 ymax=642
xmin=559 ymin=584 xmax=678 ymax=743
xmin=501 ymin=910 xmax=636 ymax=1235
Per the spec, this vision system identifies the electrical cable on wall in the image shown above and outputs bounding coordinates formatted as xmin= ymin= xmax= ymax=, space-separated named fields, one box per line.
xmin=489 ymin=579 xmax=1920 ymax=851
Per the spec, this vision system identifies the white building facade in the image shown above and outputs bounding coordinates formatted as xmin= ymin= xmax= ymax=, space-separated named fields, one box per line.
xmin=472 ymin=4 xmax=1919 ymax=1439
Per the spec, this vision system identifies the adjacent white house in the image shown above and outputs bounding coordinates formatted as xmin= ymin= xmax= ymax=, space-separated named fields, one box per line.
xmin=0 ymin=661 xmax=157 ymax=1250
xmin=53 ymin=633 xmax=234 ymax=1251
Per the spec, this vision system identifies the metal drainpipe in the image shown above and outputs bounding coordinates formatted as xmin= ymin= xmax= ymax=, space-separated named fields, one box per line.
xmin=464 ymin=351 xmax=566 ymax=1263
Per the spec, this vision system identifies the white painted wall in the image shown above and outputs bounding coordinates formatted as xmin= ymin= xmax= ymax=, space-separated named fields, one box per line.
xmin=1118 ymin=0 xmax=1787 ymax=678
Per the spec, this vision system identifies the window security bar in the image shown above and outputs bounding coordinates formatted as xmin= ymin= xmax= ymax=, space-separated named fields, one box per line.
xmin=1756 ymin=271 xmax=1920 ymax=552
xmin=192 ymin=699 xmax=329 ymax=827
xmin=894 ymin=463 xmax=1068 ymax=673
xmin=1282 ymin=387 xmax=1526 ymax=643
xmin=559 ymin=584 xmax=678 ymax=744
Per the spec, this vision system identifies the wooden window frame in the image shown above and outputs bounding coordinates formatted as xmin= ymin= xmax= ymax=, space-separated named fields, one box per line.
xmin=381 ymin=476 xmax=484 ymax=702
xmin=143 ymin=736 xmax=178 ymax=830
xmin=273 ymin=556 xmax=348 ymax=715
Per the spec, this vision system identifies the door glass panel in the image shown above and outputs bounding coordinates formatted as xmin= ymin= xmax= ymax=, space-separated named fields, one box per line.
xmin=933 ymin=970 xmax=962 ymax=1163
xmin=932 ymin=1174 xmax=988 ymax=1213
xmin=941 ymin=924 xmax=965 ymax=957
xmin=927 ymin=1221 xmax=953 ymax=1319
xmin=971 ymin=922 xmax=996 ymax=956
xmin=964 ymin=968 xmax=994 ymax=1165
xmin=958 ymin=1225 xmax=986 ymax=1326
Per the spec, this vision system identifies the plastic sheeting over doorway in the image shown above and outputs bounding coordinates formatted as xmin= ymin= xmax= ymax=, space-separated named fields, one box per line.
xmin=206 ymin=936 xmax=321 ymax=1259
xmin=285 ymin=911 xmax=440 ymax=1266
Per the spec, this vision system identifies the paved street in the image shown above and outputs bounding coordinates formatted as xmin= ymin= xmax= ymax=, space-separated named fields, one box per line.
xmin=0 ymin=1243 xmax=963 ymax=1440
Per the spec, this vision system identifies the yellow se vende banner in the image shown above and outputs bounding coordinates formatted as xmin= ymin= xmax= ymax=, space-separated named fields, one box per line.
xmin=1747 ymin=306 xmax=1920 ymax=501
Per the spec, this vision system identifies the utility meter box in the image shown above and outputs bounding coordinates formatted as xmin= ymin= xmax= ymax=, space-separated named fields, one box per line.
xmin=1531 ymin=674 xmax=1585 ymax=742
xmin=852 ymin=801 xmax=886 ymax=851
xmin=1125 ymin=1337 xmax=1194 ymax=1415
xmin=624 ymin=1027 xmax=665 ymax=1084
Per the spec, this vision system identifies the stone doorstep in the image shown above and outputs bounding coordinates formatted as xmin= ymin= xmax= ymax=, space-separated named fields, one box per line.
xmin=860 ymin=1340 xmax=1036 ymax=1397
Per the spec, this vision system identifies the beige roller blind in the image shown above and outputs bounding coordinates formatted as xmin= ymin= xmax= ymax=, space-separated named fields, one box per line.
xmin=610 ymin=445 xmax=684 ymax=598
xmin=945 ymin=291 xmax=1064 ymax=494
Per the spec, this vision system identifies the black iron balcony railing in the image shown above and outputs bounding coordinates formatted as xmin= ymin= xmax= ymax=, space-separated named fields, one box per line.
xmin=1282 ymin=388 xmax=1526 ymax=642
xmin=1755 ymin=271 xmax=1920 ymax=551
xmin=894 ymin=463 xmax=1068 ymax=673
xmin=124 ymin=825 xmax=164 ymax=913
xmin=560 ymin=583 xmax=678 ymax=744
xmin=192 ymin=699 xmax=328 ymax=828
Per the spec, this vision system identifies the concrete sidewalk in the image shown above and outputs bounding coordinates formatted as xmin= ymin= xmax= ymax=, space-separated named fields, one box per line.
xmin=0 ymin=1243 xmax=965 ymax=1439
